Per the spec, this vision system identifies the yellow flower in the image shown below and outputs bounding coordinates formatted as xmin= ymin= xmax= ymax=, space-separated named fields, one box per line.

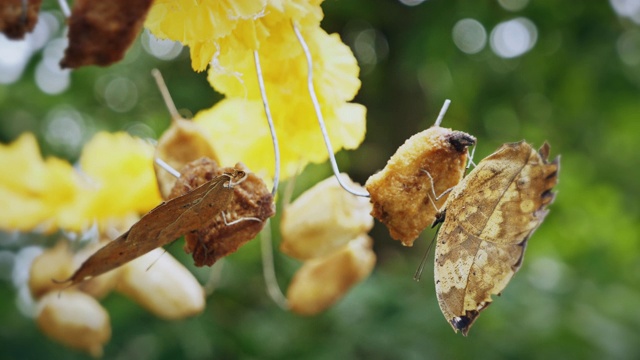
xmin=197 ymin=24 xmax=365 ymax=178
xmin=0 ymin=133 xmax=80 ymax=232
xmin=147 ymin=0 xmax=366 ymax=180
xmin=0 ymin=132 xmax=162 ymax=233
xmin=145 ymin=0 xmax=265 ymax=44
xmin=145 ymin=0 xmax=323 ymax=71
xmin=194 ymin=97 xmax=366 ymax=179
xmin=64 ymin=132 xmax=162 ymax=231
xmin=209 ymin=26 xmax=360 ymax=106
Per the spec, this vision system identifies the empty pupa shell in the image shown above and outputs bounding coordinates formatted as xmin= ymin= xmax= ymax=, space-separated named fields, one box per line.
xmin=154 ymin=118 xmax=218 ymax=199
xmin=37 ymin=291 xmax=111 ymax=357
xmin=280 ymin=174 xmax=373 ymax=260
xmin=115 ymin=248 xmax=205 ymax=320
xmin=365 ymin=126 xmax=475 ymax=246
xmin=287 ymin=234 xmax=376 ymax=315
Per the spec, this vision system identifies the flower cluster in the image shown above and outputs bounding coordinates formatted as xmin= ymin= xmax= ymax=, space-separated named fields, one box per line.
xmin=0 ymin=132 xmax=161 ymax=233
xmin=145 ymin=0 xmax=366 ymax=179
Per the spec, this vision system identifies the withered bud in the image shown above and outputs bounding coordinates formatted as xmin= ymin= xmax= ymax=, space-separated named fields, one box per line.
xmin=169 ymin=158 xmax=275 ymax=267
xmin=37 ymin=291 xmax=111 ymax=358
xmin=287 ymin=235 xmax=376 ymax=315
xmin=280 ymin=174 xmax=374 ymax=260
xmin=115 ymin=248 xmax=205 ymax=320
xmin=365 ymin=127 xmax=476 ymax=246
xmin=154 ymin=119 xmax=218 ymax=199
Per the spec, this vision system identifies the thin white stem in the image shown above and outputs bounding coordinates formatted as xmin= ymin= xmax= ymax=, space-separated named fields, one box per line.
xmin=433 ymin=99 xmax=451 ymax=127
xmin=203 ymin=260 xmax=225 ymax=296
xmin=253 ymin=51 xmax=281 ymax=197
xmin=154 ymin=158 xmax=181 ymax=179
xmin=57 ymin=0 xmax=71 ymax=17
xmin=291 ymin=22 xmax=370 ymax=198
xmin=260 ymin=219 xmax=290 ymax=310
xmin=151 ymin=69 xmax=181 ymax=121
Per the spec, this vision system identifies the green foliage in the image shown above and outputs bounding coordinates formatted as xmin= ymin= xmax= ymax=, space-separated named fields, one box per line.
xmin=2 ymin=0 xmax=640 ymax=359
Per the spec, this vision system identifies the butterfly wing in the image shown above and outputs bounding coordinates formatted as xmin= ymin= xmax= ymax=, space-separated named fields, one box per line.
xmin=64 ymin=175 xmax=233 ymax=285
xmin=434 ymin=141 xmax=559 ymax=335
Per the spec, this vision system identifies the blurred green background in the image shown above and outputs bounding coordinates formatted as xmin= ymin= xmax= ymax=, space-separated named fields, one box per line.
xmin=2 ymin=0 xmax=640 ymax=359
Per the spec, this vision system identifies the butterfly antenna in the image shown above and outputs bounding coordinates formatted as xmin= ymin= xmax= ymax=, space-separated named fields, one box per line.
xmin=260 ymin=219 xmax=290 ymax=310
xmin=146 ymin=248 xmax=171 ymax=272
xmin=413 ymin=228 xmax=439 ymax=281
xmin=151 ymin=68 xmax=181 ymax=122
xmin=433 ymin=99 xmax=451 ymax=127
xmin=253 ymin=50 xmax=281 ymax=197
xmin=292 ymin=21 xmax=370 ymax=198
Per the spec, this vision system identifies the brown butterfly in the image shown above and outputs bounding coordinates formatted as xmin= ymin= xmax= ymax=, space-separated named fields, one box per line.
xmin=60 ymin=168 xmax=246 ymax=285
xmin=168 ymin=158 xmax=276 ymax=267
xmin=433 ymin=141 xmax=559 ymax=335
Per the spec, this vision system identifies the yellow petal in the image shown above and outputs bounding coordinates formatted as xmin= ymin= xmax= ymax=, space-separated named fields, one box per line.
xmin=145 ymin=0 xmax=267 ymax=43
xmin=194 ymin=97 xmax=276 ymax=176
xmin=209 ymin=26 xmax=360 ymax=106
xmin=280 ymin=174 xmax=373 ymax=260
xmin=147 ymin=0 xmax=323 ymax=72
xmin=0 ymin=133 xmax=80 ymax=232
xmin=194 ymin=97 xmax=366 ymax=180
xmin=74 ymin=132 xmax=162 ymax=230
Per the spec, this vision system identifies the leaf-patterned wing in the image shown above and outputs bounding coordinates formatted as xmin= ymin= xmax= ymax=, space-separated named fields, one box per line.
xmin=434 ymin=141 xmax=559 ymax=335
xmin=65 ymin=174 xmax=234 ymax=285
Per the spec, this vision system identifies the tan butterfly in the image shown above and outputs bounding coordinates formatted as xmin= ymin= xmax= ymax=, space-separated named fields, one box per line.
xmin=433 ymin=141 xmax=559 ymax=335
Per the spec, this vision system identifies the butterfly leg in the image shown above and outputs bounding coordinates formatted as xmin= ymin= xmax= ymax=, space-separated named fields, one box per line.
xmin=222 ymin=211 xmax=261 ymax=226
xmin=420 ymin=169 xmax=455 ymax=212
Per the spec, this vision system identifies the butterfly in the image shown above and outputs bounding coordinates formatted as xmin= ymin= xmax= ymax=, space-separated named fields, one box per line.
xmin=433 ymin=141 xmax=559 ymax=335
xmin=60 ymin=168 xmax=246 ymax=285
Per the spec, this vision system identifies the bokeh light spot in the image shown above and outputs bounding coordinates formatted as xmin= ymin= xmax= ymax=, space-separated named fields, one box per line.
xmin=398 ymin=0 xmax=427 ymax=6
xmin=103 ymin=77 xmax=138 ymax=113
xmin=610 ymin=0 xmax=640 ymax=23
xmin=141 ymin=29 xmax=183 ymax=60
xmin=452 ymin=18 xmax=487 ymax=54
xmin=498 ymin=0 xmax=530 ymax=12
xmin=617 ymin=29 xmax=640 ymax=66
xmin=43 ymin=106 xmax=87 ymax=158
xmin=490 ymin=17 xmax=538 ymax=58
xmin=36 ymin=37 xmax=71 ymax=94
xmin=344 ymin=21 xmax=389 ymax=76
